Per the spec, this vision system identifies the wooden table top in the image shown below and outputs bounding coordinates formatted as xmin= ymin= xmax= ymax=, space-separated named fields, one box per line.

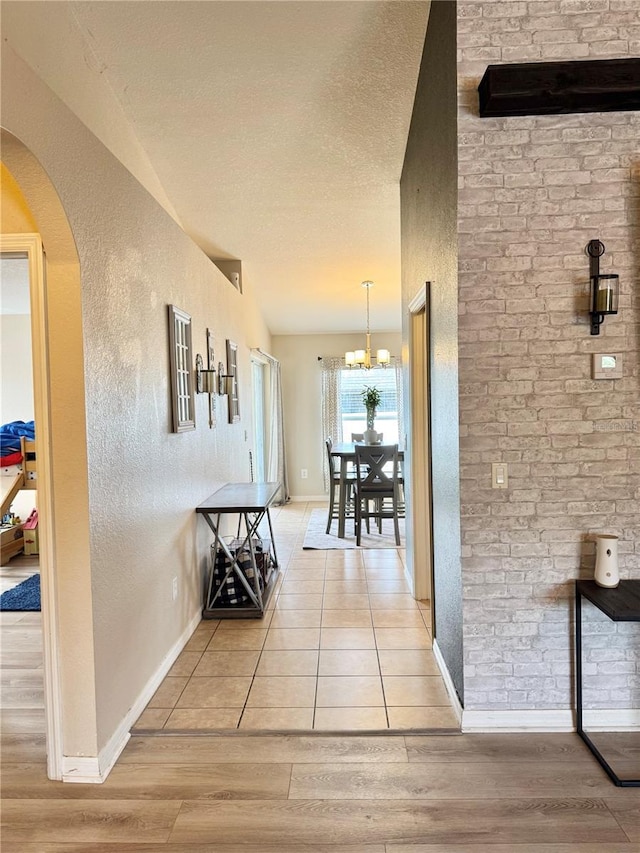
xmin=196 ymin=482 xmax=281 ymax=514
xmin=576 ymin=579 xmax=640 ymax=622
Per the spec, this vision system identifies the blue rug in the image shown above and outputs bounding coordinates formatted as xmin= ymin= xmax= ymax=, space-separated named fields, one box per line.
xmin=0 ymin=573 xmax=41 ymax=611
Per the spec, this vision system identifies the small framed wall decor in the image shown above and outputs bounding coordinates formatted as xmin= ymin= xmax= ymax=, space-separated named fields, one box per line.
xmin=168 ymin=305 xmax=195 ymax=432
xmin=226 ymin=339 xmax=240 ymax=424
xmin=207 ymin=328 xmax=217 ymax=428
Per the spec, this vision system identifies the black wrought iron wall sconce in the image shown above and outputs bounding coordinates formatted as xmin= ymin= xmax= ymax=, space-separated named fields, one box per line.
xmin=195 ymin=353 xmax=217 ymax=394
xmin=217 ymin=362 xmax=235 ymax=396
xmin=586 ymin=240 xmax=619 ymax=335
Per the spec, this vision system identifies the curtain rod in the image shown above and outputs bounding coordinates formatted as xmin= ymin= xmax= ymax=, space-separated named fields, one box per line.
xmin=251 ymin=347 xmax=278 ymax=364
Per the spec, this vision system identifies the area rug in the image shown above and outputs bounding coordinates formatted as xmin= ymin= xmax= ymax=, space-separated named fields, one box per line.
xmin=0 ymin=573 xmax=41 ymax=611
xmin=303 ymin=508 xmax=405 ymax=550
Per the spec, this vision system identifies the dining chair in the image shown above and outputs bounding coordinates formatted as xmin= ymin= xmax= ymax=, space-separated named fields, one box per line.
xmin=354 ymin=444 xmax=402 ymax=546
xmin=325 ymin=438 xmax=355 ymax=534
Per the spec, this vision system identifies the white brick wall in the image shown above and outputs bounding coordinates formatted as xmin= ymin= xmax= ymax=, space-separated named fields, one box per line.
xmin=457 ymin=0 xmax=640 ymax=712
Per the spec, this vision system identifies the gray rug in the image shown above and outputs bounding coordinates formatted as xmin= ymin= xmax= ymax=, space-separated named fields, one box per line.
xmin=303 ymin=508 xmax=405 ymax=550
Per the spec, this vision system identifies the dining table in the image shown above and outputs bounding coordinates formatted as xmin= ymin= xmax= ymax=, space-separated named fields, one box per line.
xmin=329 ymin=442 xmax=404 ymax=539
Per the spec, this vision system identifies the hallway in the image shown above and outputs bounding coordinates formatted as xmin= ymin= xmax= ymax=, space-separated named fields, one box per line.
xmin=134 ymin=501 xmax=458 ymax=732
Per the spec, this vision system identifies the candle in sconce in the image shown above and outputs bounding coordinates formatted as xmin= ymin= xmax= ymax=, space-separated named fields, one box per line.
xmin=596 ymin=285 xmax=615 ymax=312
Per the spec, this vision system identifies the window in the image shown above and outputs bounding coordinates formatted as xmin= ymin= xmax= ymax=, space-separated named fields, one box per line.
xmin=339 ymin=368 xmax=399 ymax=443
xmin=168 ymin=305 xmax=195 ymax=432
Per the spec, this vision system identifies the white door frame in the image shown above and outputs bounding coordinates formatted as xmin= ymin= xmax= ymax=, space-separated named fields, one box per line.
xmin=408 ymin=284 xmax=433 ymax=602
xmin=1 ymin=234 xmax=63 ymax=780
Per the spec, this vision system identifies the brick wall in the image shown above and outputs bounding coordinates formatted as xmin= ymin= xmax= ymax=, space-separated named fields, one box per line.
xmin=457 ymin=0 xmax=640 ymax=712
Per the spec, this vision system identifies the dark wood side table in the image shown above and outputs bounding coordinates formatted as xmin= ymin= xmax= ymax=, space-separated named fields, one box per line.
xmin=575 ymin=579 xmax=640 ymax=787
xmin=197 ymin=482 xmax=280 ymax=618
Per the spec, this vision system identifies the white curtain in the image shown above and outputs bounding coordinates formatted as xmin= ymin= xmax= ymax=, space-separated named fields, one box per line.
xmin=253 ymin=349 xmax=289 ymax=504
xmin=395 ymin=359 xmax=405 ymax=447
xmin=320 ymin=357 xmax=344 ymax=490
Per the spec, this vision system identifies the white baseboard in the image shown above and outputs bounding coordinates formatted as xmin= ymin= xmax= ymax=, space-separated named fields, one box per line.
xmin=61 ymin=608 xmax=203 ymax=783
xmin=432 ymin=639 xmax=463 ymax=725
xmin=462 ymin=708 xmax=640 ymax=733
xmin=288 ymin=495 xmax=327 ymax=502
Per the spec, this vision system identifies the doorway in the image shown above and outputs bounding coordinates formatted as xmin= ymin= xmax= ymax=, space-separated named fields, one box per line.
xmin=251 ymin=357 xmax=267 ymax=483
xmin=408 ymin=284 xmax=433 ymax=604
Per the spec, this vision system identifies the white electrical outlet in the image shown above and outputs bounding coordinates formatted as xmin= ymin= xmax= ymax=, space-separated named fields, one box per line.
xmin=172 ymin=577 xmax=178 ymax=601
xmin=301 ymin=468 xmax=308 ymax=479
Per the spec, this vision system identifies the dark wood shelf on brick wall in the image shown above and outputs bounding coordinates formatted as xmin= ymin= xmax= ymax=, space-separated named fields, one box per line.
xmin=478 ymin=58 xmax=640 ymax=118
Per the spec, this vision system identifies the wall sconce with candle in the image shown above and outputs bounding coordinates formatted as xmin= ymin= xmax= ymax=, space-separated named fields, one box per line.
xmin=217 ymin=362 xmax=235 ymax=397
xmin=586 ymin=240 xmax=619 ymax=335
xmin=195 ymin=353 xmax=217 ymax=394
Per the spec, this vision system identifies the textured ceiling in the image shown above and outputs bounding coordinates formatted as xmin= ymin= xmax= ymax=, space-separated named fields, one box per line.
xmin=2 ymin=1 xmax=430 ymax=334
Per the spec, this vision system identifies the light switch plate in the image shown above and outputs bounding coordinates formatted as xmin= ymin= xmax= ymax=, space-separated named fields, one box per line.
xmin=592 ymin=353 xmax=622 ymax=380
xmin=491 ymin=462 xmax=508 ymax=490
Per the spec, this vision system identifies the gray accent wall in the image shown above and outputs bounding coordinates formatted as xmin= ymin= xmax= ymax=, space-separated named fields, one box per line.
xmin=401 ymin=1 xmax=463 ymax=701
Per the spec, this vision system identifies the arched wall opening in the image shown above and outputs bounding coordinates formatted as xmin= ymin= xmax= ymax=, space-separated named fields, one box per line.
xmin=1 ymin=130 xmax=98 ymax=778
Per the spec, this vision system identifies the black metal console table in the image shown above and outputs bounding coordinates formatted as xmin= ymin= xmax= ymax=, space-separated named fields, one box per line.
xmin=575 ymin=579 xmax=640 ymax=787
xmin=197 ymin=482 xmax=280 ymax=618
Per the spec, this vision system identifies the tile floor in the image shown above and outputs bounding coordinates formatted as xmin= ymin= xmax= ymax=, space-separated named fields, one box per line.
xmin=134 ymin=501 xmax=459 ymax=732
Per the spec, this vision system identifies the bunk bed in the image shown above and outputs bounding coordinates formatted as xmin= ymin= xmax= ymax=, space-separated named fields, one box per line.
xmin=1 ymin=431 xmax=37 ymax=563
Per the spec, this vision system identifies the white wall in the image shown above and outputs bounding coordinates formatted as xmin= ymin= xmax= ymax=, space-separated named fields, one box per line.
xmin=273 ymin=332 xmax=402 ymax=498
xmin=0 ymin=314 xmax=34 ymax=424
xmin=2 ymin=44 xmax=271 ymax=759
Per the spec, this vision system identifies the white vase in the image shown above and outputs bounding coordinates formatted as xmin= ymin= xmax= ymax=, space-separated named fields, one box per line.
xmin=363 ymin=428 xmax=378 ymax=445
xmin=594 ymin=534 xmax=619 ymax=588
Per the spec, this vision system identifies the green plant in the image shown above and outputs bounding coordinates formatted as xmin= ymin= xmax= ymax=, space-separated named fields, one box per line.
xmin=361 ymin=385 xmax=381 ymax=430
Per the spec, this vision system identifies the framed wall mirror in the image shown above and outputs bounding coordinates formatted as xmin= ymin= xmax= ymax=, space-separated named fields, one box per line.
xmin=168 ymin=305 xmax=195 ymax=432
xmin=226 ymin=339 xmax=240 ymax=424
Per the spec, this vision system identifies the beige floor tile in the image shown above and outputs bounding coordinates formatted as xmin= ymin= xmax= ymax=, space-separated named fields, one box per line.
xmin=269 ymin=609 xmax=322 ymax=628
xmin=325 ymin=566 xmax=366 ymax=579
xmin=322 ymin=593 xmax=371 ymax=610
xmin=369 ymin=594 xmax=419 ymax=610
xmin=383 ymin=675 xmax=450 ymax=707
xmin=240 ymin=707 xmax=315 ymax=730
xmin=320 ymin=627 xmax=376 ymax=649
xmin=257 ymin=649 xmax=319 ymax=676
xmin=387 ymin=705 xmax=459 ymax=729
xmin=316 ymin=676 xmax=384 ymax=707
xmin=164 ymin=708 xmax=242 ymax=729
xmin=263 ymin=628 xmax=321 ymax=650
xmin=367 ymin=580 xmax=410 ymax=594
xmin=274 ymin=593 xmax=324 ymax=610
xmin=148 ymin=676 xmax=189 ymax=708
xmin=192 ymin=650 xmax=261 ymax=677
xmin=325 ymin=551 xmax=364 ymax=567
xmin=176 ymin=676 xmax=252 ymax=708
xmin=282 ymin=568 xmax=326 ymax=581
xmin=318 ymin=649 xmax=380 ymax=676
xmin=314 ymin=706 xmax=388 ymax=730
xmin=363 ymin=552 xmax=404 ymax=567
xmin=246 ymin=676 xmax=317 ymax=707
xmin=214 ymin=613 xmax=272 ymax=630
xmin=378 ymin=649 xmax=441 ymax=676
xmin=374 ymin=627 xmax=432 ymax=650
xmin=365 ymin=568 xmax=406 ymax=581
xmin=192 ymin=618 xmax=221 ymax=634
xmin=206 ymin=630 xmax=268 ymax=651
xmin=371 ymin=609 xmax=427 ymax=628
xmin=132 ymin=708 xmax=171 ymax=729
xmin=167 ymin=651 xmax=205 ymax=677
xmin=323 ymin=580 xmax=369 ymax=594
xmin=280 ymin=579 xmax=325 ymax=595
xmin=321 ymin=609 xmax=373 ymax=628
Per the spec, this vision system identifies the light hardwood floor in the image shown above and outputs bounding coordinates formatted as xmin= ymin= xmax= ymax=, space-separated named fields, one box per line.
xmin=2 ymin=528 xmax=638 ymax=849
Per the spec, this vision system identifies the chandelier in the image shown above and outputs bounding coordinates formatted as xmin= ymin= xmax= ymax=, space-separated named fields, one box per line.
xmin=344 ymin=280 xmax=391 ymax=369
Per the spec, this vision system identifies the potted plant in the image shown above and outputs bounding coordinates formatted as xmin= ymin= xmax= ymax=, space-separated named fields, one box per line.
xmin=361 ymin=385 xmax=381 ymax=444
